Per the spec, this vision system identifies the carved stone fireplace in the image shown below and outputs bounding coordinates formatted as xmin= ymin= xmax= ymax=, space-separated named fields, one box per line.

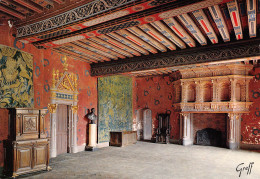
xmin=173 ymin=63 xmax=254 ymax=149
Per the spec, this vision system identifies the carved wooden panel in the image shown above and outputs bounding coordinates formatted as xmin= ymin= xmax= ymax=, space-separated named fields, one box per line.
xmin=34 ymin=145 xmax=47 ymax=167
xmin=23 ymin=115 xmax=38 ymax=134
xmin=17 ymin=146 xmax=32 ymax=171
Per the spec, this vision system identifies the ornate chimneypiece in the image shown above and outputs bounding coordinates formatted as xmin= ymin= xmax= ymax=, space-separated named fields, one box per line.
xmin=173 ymin=63 xmax=254 ymax=149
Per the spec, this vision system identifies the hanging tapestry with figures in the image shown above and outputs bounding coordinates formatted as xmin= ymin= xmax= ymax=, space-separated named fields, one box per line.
xmin=0 ymin=45 xmax=34 ymax=108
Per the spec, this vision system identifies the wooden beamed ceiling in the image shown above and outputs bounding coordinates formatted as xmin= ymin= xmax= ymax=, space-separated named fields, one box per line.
xmin=8 ymin=0 xmax=260 ymax=76
xmin=0 ymin=0 xmax=74 ymax=22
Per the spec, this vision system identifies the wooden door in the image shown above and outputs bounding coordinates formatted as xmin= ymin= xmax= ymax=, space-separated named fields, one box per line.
xmin=56 ymin=104 xmax=68 ymax=155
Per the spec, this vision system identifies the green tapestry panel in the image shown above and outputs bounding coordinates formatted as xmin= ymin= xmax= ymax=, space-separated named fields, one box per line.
xmin=98 ymin=76 xmax=132 ymax=143
xmin=0 ymin=45 xmax=34 ymax=108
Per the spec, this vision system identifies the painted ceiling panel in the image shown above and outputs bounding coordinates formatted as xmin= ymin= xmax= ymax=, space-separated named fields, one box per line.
xmin=83 ymin=38 xmax=126 ymax=59
xmin=227 ymin=0 xmax=243 ymax=40
xmin=98 ymin=35 xmax=141 ymax=56
xmin=65 ymin=43 xmax=110 ymax=62
xmin=107 ymin=32 xmax=150 ymax=55
xmin=61 ymin=46 xmax=100 ymax=63
xmin=92 ymin=37 xmax=133 ymax=58
xmin=247 ymin=0 xmax=256 ymax=37
xmin=117 ymin=29 xmax=158 ymax=54
xmin=164 ymin=17 xmax=196 ymax=47
xmin=150 ymin=20 xmax=186 ymax=49
xmin=54 ymin=47 xmax=97 ymax=63
xmin=75 ymin=41 xmax=118 ymax=60
xmin=128 ymin=26 xmax=168 ymax=52
xmin=208 ymin=5 xmax=230 ymax=42
xmin=177 ymin=13 xmax=207 ymax=45
xmin=192 ymin=9 xmax=218 ymax=44
xmin=139 ymin=23 xmax=176 ymax=50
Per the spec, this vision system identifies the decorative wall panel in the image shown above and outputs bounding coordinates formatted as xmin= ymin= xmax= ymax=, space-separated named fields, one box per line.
xmin=98 ymin=76 xmax=133 ymax=143
xmin=0 ymin=45 xmax=34 ymax=108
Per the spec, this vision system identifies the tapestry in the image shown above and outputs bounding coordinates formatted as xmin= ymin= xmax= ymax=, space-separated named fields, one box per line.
xmin=98 ymin=76 xmax=132 ymax=143
xmin=0 ymin=45 xmax=34 ymax=108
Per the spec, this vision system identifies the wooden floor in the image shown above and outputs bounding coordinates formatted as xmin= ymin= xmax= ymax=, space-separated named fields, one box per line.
xmin=12 ymin=142 xmax=260 ymax=179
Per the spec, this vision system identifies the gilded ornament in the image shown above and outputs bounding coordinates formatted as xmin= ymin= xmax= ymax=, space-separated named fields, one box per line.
xmin=52 ymin=69 xmax=56 ymax=88
xmin=48 ymin=104 xmax=57 ymax=113
xmin=62 ymin=56 xmax=69 ymax=71
xmin=71 ymin=105 xmax=78 ymax=113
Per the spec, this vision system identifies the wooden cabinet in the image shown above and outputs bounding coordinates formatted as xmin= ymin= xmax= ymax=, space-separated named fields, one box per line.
xmin=110 ymin=131 xmax=137 ymax=147
xmin=3 ymin=108 xmax=50 ymax=178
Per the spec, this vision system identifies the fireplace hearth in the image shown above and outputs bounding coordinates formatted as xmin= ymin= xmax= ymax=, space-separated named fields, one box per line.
xmin=196 ymin=128 xmax=222 ymax=147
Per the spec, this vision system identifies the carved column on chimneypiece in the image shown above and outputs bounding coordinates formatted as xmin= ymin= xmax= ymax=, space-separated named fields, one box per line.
xmin=230 ymin=78 xmax=237 ymax=102
xmin=211 ymin=79 xmax=219 ymax=102
xmin=227 ymin=113 xmax=241 ymax=149
xmin=195 ymin=80 xmax=202 ymax=103
xmin=180 ymin=113 xmax=193 ymax=146
xmin=181 ymin=81 xmax=188 ymax=103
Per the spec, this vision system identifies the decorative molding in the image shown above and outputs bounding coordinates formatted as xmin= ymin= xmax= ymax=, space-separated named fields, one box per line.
xmin=90 ymin=38 xmax=260 ymax=76
xmin=48 ymin=104 xmax=57 ymax=113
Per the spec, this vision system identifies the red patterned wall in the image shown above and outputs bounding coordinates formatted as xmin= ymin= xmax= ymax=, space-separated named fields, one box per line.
xmin=241 ymin=67 xmax=260 ymax=145
xmin=134 ymin=69 xmax=260 ymax=146
xmin=0 ymin=21 xmax=97 ymax=167
xmin=134 ymin=75 xmax=180 ymax=140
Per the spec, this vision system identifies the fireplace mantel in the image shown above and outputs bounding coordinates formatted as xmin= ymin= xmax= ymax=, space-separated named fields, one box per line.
xmin=173 ymin=63 xmax=254 ymax=149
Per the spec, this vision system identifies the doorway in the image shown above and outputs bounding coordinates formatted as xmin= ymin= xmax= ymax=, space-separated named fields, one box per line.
xmin=56 ymin=104 xmax=69 ymax=155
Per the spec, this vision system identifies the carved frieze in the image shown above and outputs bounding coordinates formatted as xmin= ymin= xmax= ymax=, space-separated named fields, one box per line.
xmin=91 ymin=39 xmax=260 ymax=76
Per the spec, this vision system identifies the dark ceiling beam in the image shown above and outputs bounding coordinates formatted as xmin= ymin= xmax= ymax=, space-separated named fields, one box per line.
xmin=13 ymin=0 xmax=43 ymax=13
xmin=90 ymin=38 xmax=260 ymax=76
xmin=0 ymin=12 xmax=15 ymax=20
xmin=0 ymin=0 xmax=32 ymax=14
xmin=0 ymin=4 xmax=25 ymax=19
xmin=52 ymin=0 xmax=65 ymax=4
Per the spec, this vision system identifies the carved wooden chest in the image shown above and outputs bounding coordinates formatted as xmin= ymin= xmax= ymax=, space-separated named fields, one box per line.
xmin=110 ymin=131 xmax=137 ymax=147
xmin=3 ymin=108 xmax=50 ymax=178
